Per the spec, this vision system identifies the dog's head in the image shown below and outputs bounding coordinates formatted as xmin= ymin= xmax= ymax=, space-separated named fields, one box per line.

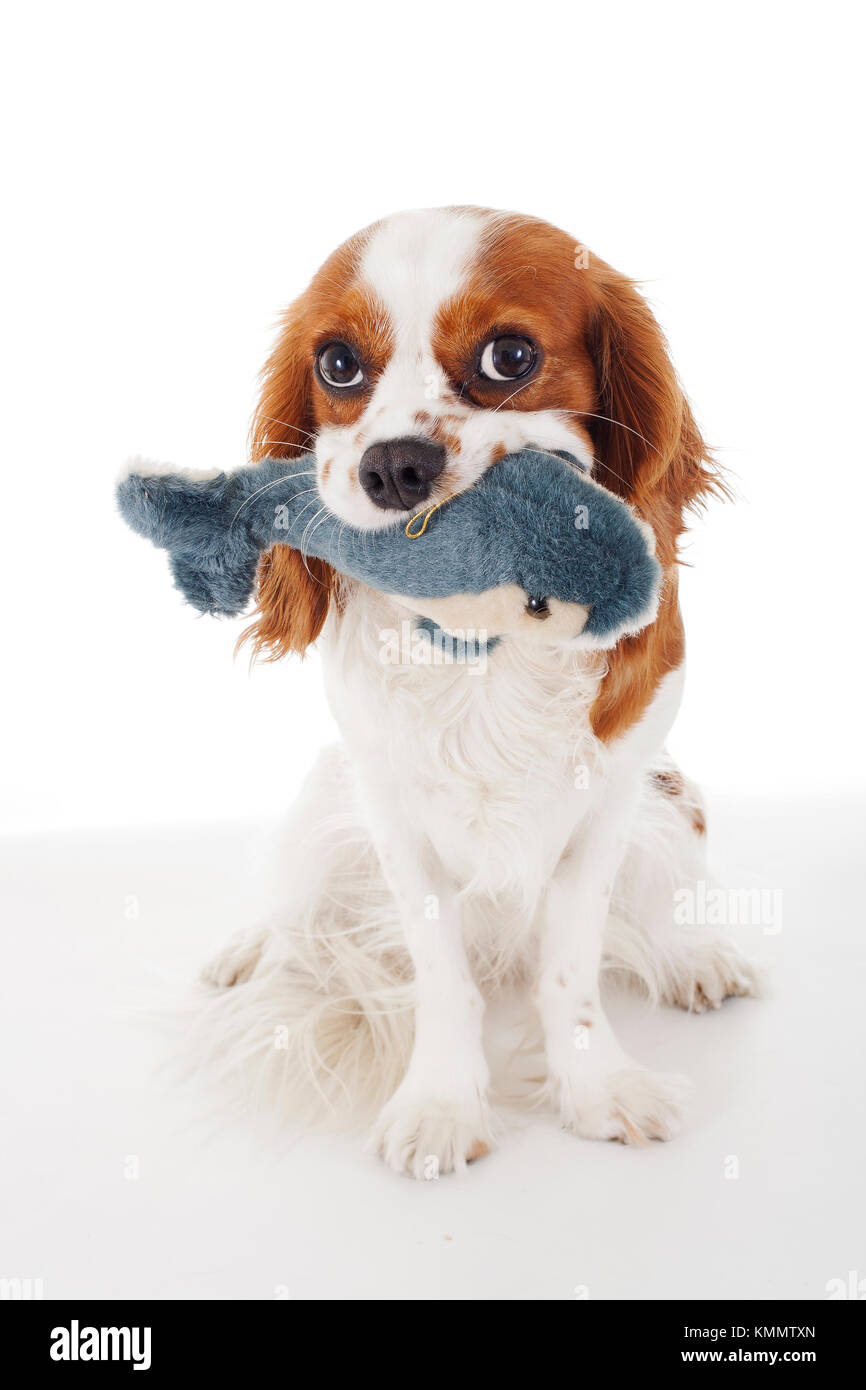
xmin=247 ymin=208 xmax=720 ymax=656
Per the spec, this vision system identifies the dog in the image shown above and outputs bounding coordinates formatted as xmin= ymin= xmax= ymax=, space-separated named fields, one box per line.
xmin=201 ymin=207 xmax=760 ymax=1177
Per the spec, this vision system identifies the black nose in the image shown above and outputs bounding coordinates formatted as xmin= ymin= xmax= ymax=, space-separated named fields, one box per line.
xmin=358 ymin=437 xmax=447 ymax=511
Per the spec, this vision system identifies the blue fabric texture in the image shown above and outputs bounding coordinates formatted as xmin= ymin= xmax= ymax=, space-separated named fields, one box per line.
xmin=116 ymin=449 xmax=660 ymax=640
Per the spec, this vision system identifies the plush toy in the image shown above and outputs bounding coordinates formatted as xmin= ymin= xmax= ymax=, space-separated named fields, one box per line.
xmin=116 ymin=448 xmax=660 ymax=646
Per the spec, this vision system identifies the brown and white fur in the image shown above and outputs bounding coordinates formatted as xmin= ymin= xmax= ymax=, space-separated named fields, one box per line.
xmin=201 ymin=208 xmax=760 ymax=1177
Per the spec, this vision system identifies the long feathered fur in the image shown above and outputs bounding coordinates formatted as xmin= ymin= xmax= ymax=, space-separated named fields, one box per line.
xmin=191 ymin=593 xmax=743 ymax=1130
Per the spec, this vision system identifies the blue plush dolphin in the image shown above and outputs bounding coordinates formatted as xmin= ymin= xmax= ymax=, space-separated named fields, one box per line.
xmin=116 ymin=448 xmax=660 ymax=646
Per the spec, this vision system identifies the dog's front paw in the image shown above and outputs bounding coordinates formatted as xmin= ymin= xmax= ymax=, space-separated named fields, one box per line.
xmin=368 ymin=1089 xmax=494 ymax=1179
xmin=663 ymin=937 xmax=764 ymax=1013
xmin=553 ymin=1066 xmax=691 ymax=1145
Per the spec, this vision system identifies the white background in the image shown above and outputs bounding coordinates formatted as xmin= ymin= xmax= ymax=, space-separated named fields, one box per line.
xmin=2 ymin=0 xmax=865 ymax=1306
xmin=3 ymin=0 xmax=864 ymax=834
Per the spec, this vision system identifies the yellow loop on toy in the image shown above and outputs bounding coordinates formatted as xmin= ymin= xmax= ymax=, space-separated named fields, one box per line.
xmin=405 ymin=489 xmax=466 ymax=539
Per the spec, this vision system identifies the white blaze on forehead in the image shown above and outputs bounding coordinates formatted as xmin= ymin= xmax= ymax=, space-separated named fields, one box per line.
xmin=360 ymin=209 xmax=487 ymax=360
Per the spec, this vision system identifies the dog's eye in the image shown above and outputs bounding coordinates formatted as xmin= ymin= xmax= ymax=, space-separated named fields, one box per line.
xmin=478 ymin=335 xmax=536 ymax=381
xmin=317 ymin=341 xmax=364 ymax=388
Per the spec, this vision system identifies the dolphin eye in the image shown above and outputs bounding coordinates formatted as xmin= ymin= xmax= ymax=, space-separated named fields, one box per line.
xmin=525 ymin=595 xmax=550 ymax=619
xmin=478 ymin=335 xmax=536 ymax=381
xmin=317 ymin=341 xmax=364 ymax=388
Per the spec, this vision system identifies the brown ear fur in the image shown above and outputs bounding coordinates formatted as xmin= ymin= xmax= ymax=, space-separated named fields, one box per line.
xmin=239 ymin=305 xmax=336 ymax=661
xmin=584 ymin=259 xmax=726 ymax=741
xmin=585 ymin=258 xmax=725 ymax=567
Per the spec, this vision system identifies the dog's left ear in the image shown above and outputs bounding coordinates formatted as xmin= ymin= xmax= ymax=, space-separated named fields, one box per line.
xmin=584 ymin=258 xmax=723 ymax=562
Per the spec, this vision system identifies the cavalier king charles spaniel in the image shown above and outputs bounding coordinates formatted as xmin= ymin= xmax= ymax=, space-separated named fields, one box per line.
xmin=201 ymin=207 xmax=760 ymax=1177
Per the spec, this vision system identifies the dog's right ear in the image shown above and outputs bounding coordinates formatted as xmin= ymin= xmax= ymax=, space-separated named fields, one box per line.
xmin=240 ymin=302 xmax=335 ymax=660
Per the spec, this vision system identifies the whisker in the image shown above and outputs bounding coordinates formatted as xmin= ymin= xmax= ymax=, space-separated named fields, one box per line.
xmin=259 ymin=416 xmax=317 ymax=445
xmin=267 ymin=484 xmax=322 ymax=519
xmin=298 ymin=506 xmax=328 ymax=564
xmin=329 ymin=517 xmax=349 ymax=572
xmin=482 ymin=394 xmax=660 ymax=491
xmin=338 ymin=519 xmax=351 ymax=572
xmin=300 ymin=504 xmax=326 ymax=549
xmin=553 ymin=408 xmax=662 ymax=458
xmin=490 ymin=379 xmax=536 ymax=414
xmin=229 ymin=472 xmax=318 ymax=530
xmin=297 ymin=506 xmax=334 ymax=588
xmin=304 ymin=510 xmax=333 ymax=556
xmin=285 ymin=495 xmax=323 ymax=551
xmin=260 ymin=442 xmax=318 ymax=458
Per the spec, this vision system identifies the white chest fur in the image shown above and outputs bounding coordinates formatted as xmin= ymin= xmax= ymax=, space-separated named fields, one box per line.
xmin=323 ymin=587 xmax=609 ymax=915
